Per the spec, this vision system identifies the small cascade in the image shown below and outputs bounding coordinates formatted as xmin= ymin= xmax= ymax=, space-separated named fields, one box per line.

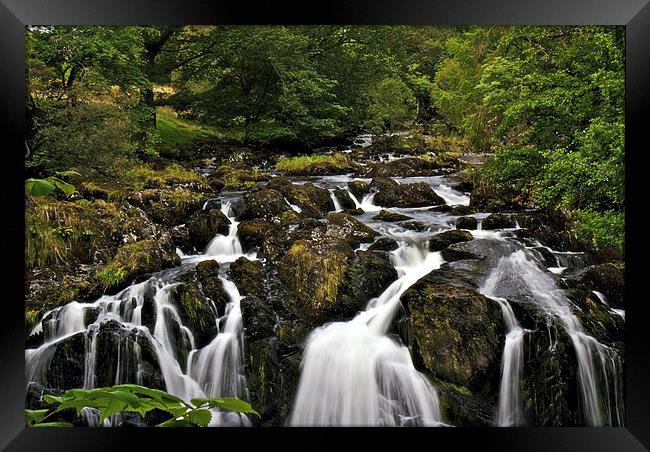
xmin=360 ymin=193 xmax=381 ymax=213
xmin=345 ymin=189 xmax=362 ymax=209
xmin=329 ymin=190 xmax=342 ymax=212
xmin=26 ymin=197 xmax=253 ymax=427
xmin=289 ymin=240 xmax=445 ymax=426
xmin=285 ymin=197 xmax=302 ymax=213
xmin=483 ymin=250 xmax=623 ymax=426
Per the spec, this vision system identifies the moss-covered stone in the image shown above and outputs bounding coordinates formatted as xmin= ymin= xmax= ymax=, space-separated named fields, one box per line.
xmin=456 ymin=216 xmax=478 ymax=230
xmin=237 ymin=219 xmax=277 ymax=252
xmin=482 ymin=213 xmax=516 ymax=230
xmin=429 ymin=230 xmax=473 ymax=252
xmin=372 ymin=210 xmax=413 ymax=222
xmin=171 ymin=282 xmax=219 ymax=349
xmin=229 ymin=257 xmax=264 ymax=298
xmin=368 ymin=237 xmax=399 ymax=252
xmin=333 ymin=188 xmax=356 ymax=210
xmin=347 ymin=180 xmax=370 ymax=199
xmin=187 ymin=207 xmax=231 ymax=251
xmin=363 ymin=157 xmax=443 ymax=178
xmin=352 ymin=250 xmax=398 ymax=303
xmin=324 ymin=212 xmax=376 ymax=248
xmin=127 ymin=187 xmax=207 ymax=227
xmin=372 ymin=177 xmax=445 ymax=208
xmin=241 ymin=188 xmax=293 ymax=222
xmin=93 ymin=240 xmax=180 ymax=294
xmin=401 ymin=281 xmax=504 ymax=394
xmin=564 ymin=263 xmax=624 ymax=308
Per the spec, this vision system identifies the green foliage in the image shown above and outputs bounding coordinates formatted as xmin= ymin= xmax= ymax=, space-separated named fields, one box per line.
xmin=275 ymin=153 xmax=351 ymax=174
xmin=571 ymin=209 xmax=624 ymax=251
xmin=27 ymin=384 xmax=259 ymax=427
xmin=25 ymin=176 xmax=76 ymax=197
xmin=366 ymin=77 xmax=416 ymax=131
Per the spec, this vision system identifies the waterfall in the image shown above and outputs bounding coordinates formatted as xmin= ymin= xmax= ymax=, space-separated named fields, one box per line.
xmin=26 ymin=198 xmax=252 ymax=427
xmin=285 ymin=197 xmax=302 ymax=213
xmin=483 ymin=250 xmax=623 ymax=426
xmin=329 ymin=190 xmax=342 ymax=212
xmin=289 ymin=240 xmax=445 ymax=426
xmin=360 ymin=193 xmax=381 ymax=213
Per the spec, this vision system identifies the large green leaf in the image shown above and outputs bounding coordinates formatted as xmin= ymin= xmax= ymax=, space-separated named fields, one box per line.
xmin=25 ymin=409 xmax=50 ymax=425
xmin=25 ymin=178 xmax=55 ymax=196
xmin=31 ymin=422 xmax=74 ymax=428
xmin=47 ymin=176 xmax=76 ymax=197
xmin=185 ymin=409 xmax=213 ymax=427
xmin=190 ymin=397 xmax=260 ymax=417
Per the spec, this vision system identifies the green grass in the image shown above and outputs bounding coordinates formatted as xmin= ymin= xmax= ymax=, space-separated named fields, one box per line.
xmin=155 ymin=107 xmax=224 ymax=153
xmin=275 ymin=153 xmax=351 ymax=173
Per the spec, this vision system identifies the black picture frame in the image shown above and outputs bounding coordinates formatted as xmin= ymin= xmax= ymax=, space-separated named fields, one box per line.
xmin=2 ymin=1 xmax=648 ymax=450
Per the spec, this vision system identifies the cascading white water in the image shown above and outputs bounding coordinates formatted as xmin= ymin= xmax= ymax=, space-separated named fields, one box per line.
xmin=329 ymin=190 xmax=342 ymax=212
xmin=26 ymin=198 xmax=252 ymax=427
xmin=483 ymin=250 xmax=623 ymax=426
xmin=289 ymin=240 xmax=445 ymax=426
xmin=285 ymin=197 xmax=302 ymax=213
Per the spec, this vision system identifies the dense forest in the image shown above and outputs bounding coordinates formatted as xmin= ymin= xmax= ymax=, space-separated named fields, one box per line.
xmin=25 ymin=26 xmax=625 ymax=428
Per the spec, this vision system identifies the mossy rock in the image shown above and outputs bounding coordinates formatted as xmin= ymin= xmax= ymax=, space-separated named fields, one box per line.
xmin=401 ymin=281 xmax=504 ymax=394
xmin=241 ymin=188 xmax=293 ymax=222
xmin=352 ymin=250 xmax=398 ymax=303
xmin=482 ymin=213 xmax=516 ymax=230
xmin=333 ymin=188 xmax=356 ymax=210
xmin=372 ymin=210 xmax=413 ymax=222
xmin=429 ymin=230 xmax=473 ymax=252
xmin=94 ymin=240 xmax=180 ymax=294
xmin=368 ymin=237 xmax=399 ymax=252
xmin=229 ymin=257 xmax=264 ymax=298
xmin=564 ymin=263 xmax=624 ymax=308
xmin=194 ymin=261 xmax=230 ymax=317
xmin=347 ymin=180 xmax=370 ymax=199
xmin=324 ymin=212 xmax=376 ymax=248
xmin=456 ymin=216 xmax=478 ymax=230
xmin=372 ymin=177 xmax=445 ymax=208
xmin=187 ymin=207 xmax=231 ymax=251
xmin=171 ymin=282 xmax=219 ymax=349
xmin=127 ymin=187 xmax=207 ymax=227
xmin=237 ymin=220 xmax=277 ymax=252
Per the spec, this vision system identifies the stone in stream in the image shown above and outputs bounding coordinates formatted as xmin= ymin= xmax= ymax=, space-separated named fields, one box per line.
xmin=237 ymin=219 xmax=277 ymax=252
xmin=400 ymin=280 xmax=505 ymax=393
xmin=347 ymin=180 xmax=370 ymax=199
xmin=563 ymin=263 xmax=624 ymax=308
xmin=456 ymin=216 xmax=478 ymax=230
xmin=229 ymin=257 xmax=265 ymax=298
xmin=266 ymin=178 xmax=334 ymax=217
xmin=240 ymin=188 xmax=294 ymax=223
xmin=194 ymin=259 xmax=230 ymax=317
xmin=428 ymin=230 xmax=473 ymax=252
xmin=333 ymin=188 xmax=356 ymax=210
xmin=367 ymin=237 xmax=399 ymax=252
xmin=482 ymin=213 xmax=517 ymax=230
xmin=371 ymin=177 xmax=445 ymax=208
xmin=186 ymin=207 xmax=231 ymax=251
xmin=170 ymin=281 xmax=219 ymax=349
xmin=372 ymin=209 xmax=413 ymax=222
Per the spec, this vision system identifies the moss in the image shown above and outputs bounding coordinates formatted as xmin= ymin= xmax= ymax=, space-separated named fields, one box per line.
xmin=125 ymin=163 xmax=209 ymax=191
xmin=216 ymin=165 xmax=270 ymax=190
xmin=275 ymin=153 xmax=351 ymax=174
xmin=282 ymin=240 xmax=349 ymax=314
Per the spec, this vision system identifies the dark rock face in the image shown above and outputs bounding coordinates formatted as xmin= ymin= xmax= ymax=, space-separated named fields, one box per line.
xmin=401 ymin=280 xmax=504 ymax=393
xmin=429 ymin=230 xmax=473 ymax=251
xmin=171 ymin=282 xmax=218 ymax=349
xmin=368 ymin=237 xmax=399 ymax=252
xmin=241 ymin=188 xmax=294 ymax=222
xmin=565 ymin=289 xmax=624 ymax=344
xmin=229 ymin=257 xmax=264 ymax=298
xmin=456 ymin=216 xmax=478 ymax=230
xmin=363 ymin=158 xmax=442 ymax=178
xmin=372 ymin=178 xmax=445 ymax=208
xmin=352 ymin=251 xmax=398 ymax=303
xmin=482 ymin=213 xmax=516 ymax=230
xmin=187 ymin=208 xmax=231 ymax=251
xmin=347 ymin=180 xmax=370 ymax=199
xmin=194 ymin=260 xmax=230 ymax=317
xmin=127 ymin=188 xmax=208 ymax=227
xmin=324 ymin=212 xmax=376 ymax=248
xmin=237 ymin=220 xmax=277 ymax=252
xmin=564 ymin=264 xmax=624 ymax=308
xmin=333 ymin=188 xmax=356 ymax=210
xmin=372 ymin=210 xmax=413 ymax=222
xmin=266 ymin=179 xmax=334 ymax=217
xmin=241 ymin=294 xmax=276 ymax=341
xmin=469 ymin=186 xmax=513 ymax=212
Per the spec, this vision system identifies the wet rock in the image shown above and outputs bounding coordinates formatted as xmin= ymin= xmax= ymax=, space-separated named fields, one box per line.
xmin=187 ymin=208 xmax=231 ymax=251
xmin=127 ymin=187 xmax=207 ymax=227
xmin=368 ymin=237 xmax=399 ymax=252
xmin=241 ymin=295 xmax=276 ymax=341
xmin=344 ymin=208 xmax=364 ymax=216
xmin=237 ymin=220 xmax=277 ymax=252
xmin=279 ymin=182 xmax=334 ymax=217
xmin=363 ymin=157 xmax=442 ymax=177
xmin=565 ymin=288 xmax=624 ymax=344
xmin=482 ymin=213 xmax=516 ymax=230
xmin=429 ymin=230 xmax=473 ymax=251
xmin=195 ymin=260 xmax=229 ymax=317
xmin=372 ymin=178 xmax=445 ymax=208
xmin=43 ymin=331 xmax=86 ymax=389
xmin=229 ymin=257 xmax=264 ymax=298
xmin=400 ymin=221 xmax=430 ymax=232
xmin=170 ymin=224 xmax=192 ymax=252
xmin=347 ymin=180 xmax=370 ymax=199
xmin=372 ymin=210 xmax=413 ymax=222
xmin=453 ymin=181 xmax=474 ymax=192
xmin=401 ymin=281 xmax=504 ymax=393
xmin=441 ymin=238 xmax=522 ymax=264
xmin=240 ymin=188 xmax=293 ymax=222
xmin=563 ymin=263 xmax=624 ymax=308
xmin=324 ymin=212 xmax=376 ymax=248
xmin=352 ymin=250 xmax=398 ymax=303
xmin=469 ymin=186 xmax=512 ymax=212
xmin=333 ymin=188 xmax=356 ymax=210
xmin=94 ymin=240 xmax=180 ymax=295
xmin=171 ymin=282 xmax=218 ymax=349
xmin=456 ymin=216 xmax=478 ymax=230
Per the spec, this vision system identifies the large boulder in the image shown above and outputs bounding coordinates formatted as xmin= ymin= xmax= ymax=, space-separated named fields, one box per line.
xmin=401 ymin=280 xmax=504 ymax=394
xmin=187 ymin=208 xmax=231 ymax=251
xmin=333 ymin=188 xmax=356 ymax=210
xmin=351 ymin=250 xmax=398 ymax=303
xmin=456 ymin=216 xmax=478 ymax=230
xmin=171 ymin=281 xmax=219 ymax=349
xmin=347 ymin=180 xmax=370 ymax=199
xmin=237 ymin=220 xmax=277 ymax=252
xmin=372 ymin=178 xmax=445 ymax=208
xmin=229 ymin=257 xmax=265 ymax=298
xmin=273 ymin=181 xmax=334 ymax=217
xmin=127 ymin=187 xmax=207 ymax=227
xmin=93 ymin=239 xmax=180 ymax=294
xmin=563 ymin=263 xmax=624 ymax=308
xmin=428 ymin=230 xmax=473 ymax=251
xmin=482 ymin=213 xmax=517 ymax=230
xmin=362 ymin=158 xmax=443 ymax=177
xmin=240 ymin=188 xmax=295 ymax=223
xmin=368 ymin=237 xmax=399 ymax=252
xmin=324 ymin=212 xmax=376 ymax=248
xmin=194 ymin=260 xmax=230 ymax=317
